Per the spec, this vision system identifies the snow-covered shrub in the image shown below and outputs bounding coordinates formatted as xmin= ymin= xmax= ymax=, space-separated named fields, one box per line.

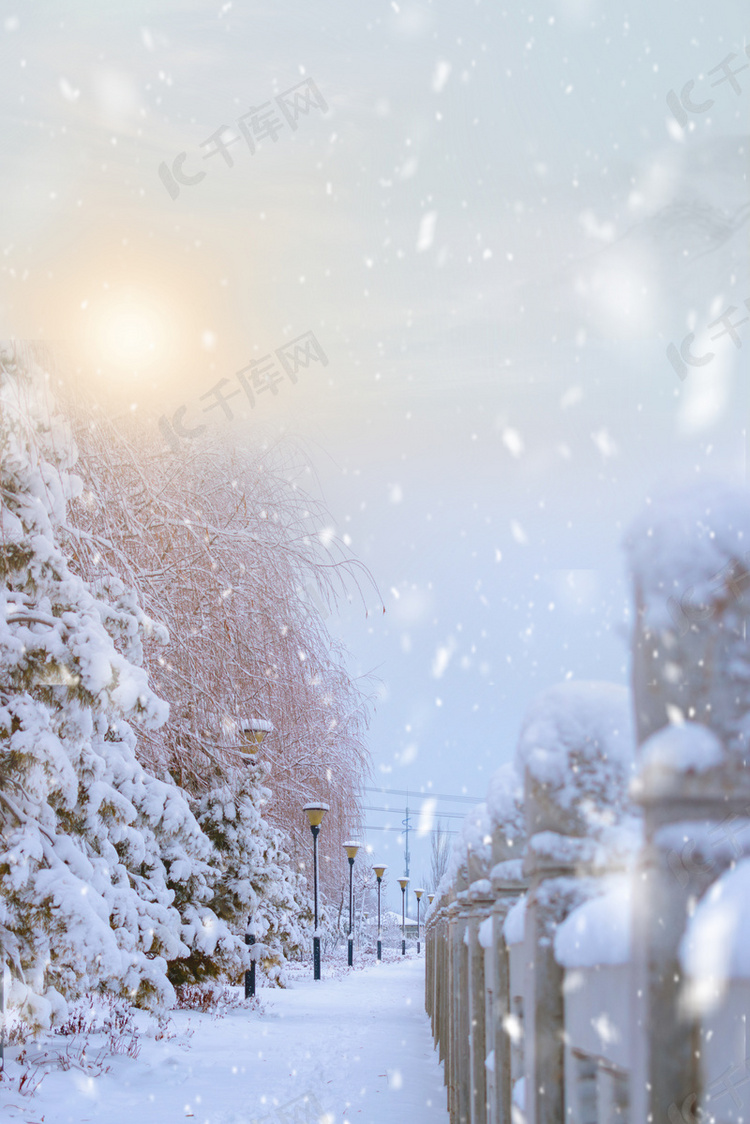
xmin=173 ymin=982 xmax=247 ymax=1013
xmin=194 ymin=767 xmax=311 ymax=987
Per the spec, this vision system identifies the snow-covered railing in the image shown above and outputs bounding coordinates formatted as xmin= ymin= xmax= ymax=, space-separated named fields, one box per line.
xmin=425 ymin=484 xmax=750 ymax=1124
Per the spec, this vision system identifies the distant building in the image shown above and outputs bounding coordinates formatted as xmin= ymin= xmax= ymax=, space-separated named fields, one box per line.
xmin=382 ymin=909 xmax=419 ymax=937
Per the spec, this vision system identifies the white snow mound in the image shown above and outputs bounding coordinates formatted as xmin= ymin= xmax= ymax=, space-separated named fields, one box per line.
xmin=681 ymin=858 xmax=750 ymax=983
xmin=625 ymin=483 xmax=750 ymax=631
xmin=554 ymin=875 xmax=632 ymax=969
xmin=516 ymin=680 xmax=636 ymax=823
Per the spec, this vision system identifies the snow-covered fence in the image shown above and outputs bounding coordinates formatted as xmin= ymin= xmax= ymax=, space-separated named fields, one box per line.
xmin=425 ymin=484 xmax=750 ymax=1124
xmin=423 ymin=678 xmax=640 ymax=1124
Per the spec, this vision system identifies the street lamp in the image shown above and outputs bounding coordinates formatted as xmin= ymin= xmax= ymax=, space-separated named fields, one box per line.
xmin=304 ymin=802 xmax=330 ymax=981
xmin=414 ymin=888 xmax=424 ymax=954
xmin=239 ymin=717 xmax=274 ymax=757
xmin=372 ymin=864 xmax=387 ymax=961
xmin=343 ymin=841 xmax=361 ymax=966
xmin=398 ymin=877 xmax=409 ymax=955
xmin=239 ymin=717 xmax=274 ymax=999
xmin=428 ymin=893 xmax=435 ymax=906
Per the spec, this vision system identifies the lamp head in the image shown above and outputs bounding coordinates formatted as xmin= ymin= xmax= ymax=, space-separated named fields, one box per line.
xmin=240 ymin=717 xmax=274 ymax=754
xmin=428 ymin=893 xmax=435 ymax=904
xmin=414 ymin=888 xmax=425 ymax=900
xmin=343 ymin=840 xmax=361 ymax=861
xmin=398 ymin=877 xmax=409 ymax=891
xmin=303 ymin=802 xmax=330 ymax=827
xmin=372 ymin=864 xmax=387 ymax=880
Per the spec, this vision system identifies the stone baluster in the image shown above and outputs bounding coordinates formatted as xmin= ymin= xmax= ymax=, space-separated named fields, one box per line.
xmin=518 ymin=681 xmax=636 ymax=1124
xmin=438 ymin=902 xmax=450 ymax=1105
xmin=438 ymin=904 xmax=451 ymax=1063
xmin=522 ymin=845 xmax=576 ymax=1124
xmin=426 ymin=904 xmax=433 ymax=1020
xmin=427 ymin=897 xmax=452 ymax=1071
xmin=482 ymin=917 xmax=496 ymax=1124
xmin=446 ymin=862 xmax=470 ymax=1123
xmin=455 ymin=891 xmax=472 ymax=1124
xmin=485 ymin=764 xmax=526 ymax=1124
xmin=487 ymin=858 xmax=526 ymax=1124
xmin=466 ymin=880 xmax=495 ymax=1124
xmin=447 ymin=897 xmax=463 ymax=1122
xmin=626 ymin=485 xmax=750 ymax=1124
xmin=459 ymin=818 xmax=494 ymax=1124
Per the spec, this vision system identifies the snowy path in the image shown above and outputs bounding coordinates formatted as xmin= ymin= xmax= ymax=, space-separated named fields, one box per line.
xmin=1 ymin=956 xmax=448 ymax=1124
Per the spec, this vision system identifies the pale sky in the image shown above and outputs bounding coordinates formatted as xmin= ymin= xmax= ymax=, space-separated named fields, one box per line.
xmin=1 ymin=0 xmax=748 ymax=897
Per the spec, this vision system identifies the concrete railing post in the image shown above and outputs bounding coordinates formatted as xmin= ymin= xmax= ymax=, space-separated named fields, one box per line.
xmin=517 ymin=681 xmax=636 ymax=1124
xmin=626 ymin=486 xmax=750 ymax=1124
xmin=447 ymin=898 xmax=464 ymax=1121
xmin=483 ymin=916 xmax=496 ymax=1124
xmin=522 ymin=849 xmax=574 ymax=1124
xmin=456 ymin=893 xmax=472 ymax=1124
xmin=488 ymin=861 xmax=526 ymax=1124
xmin=466 ymin=883 xmax=494 ymax=1124
xmin=426 ymin=907 xmax=434 ymax=1021
xmin=427 ymin=901 xmax=452 ymax=1070
xmin=630 ymin=774 xmax=723 ymax=1124
xmin=436 ymin=910 xmax=446 ymax=1057
xmin=484 ymin=769 xmax=526 ymax=1124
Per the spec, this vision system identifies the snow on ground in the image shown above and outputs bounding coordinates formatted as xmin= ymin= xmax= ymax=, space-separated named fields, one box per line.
xmin=0 ymin=953 xmax=448 ymax=1124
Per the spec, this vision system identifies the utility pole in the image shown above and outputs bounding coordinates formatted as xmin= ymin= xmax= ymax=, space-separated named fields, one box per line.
xmin=402 ymin=792 xmax=411 ymax=878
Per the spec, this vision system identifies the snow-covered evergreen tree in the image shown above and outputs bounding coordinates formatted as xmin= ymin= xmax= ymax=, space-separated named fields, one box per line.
xmin=196 ymin=761 xmax=312 ymax=987
xmin=0 ymin=349 xmax=242 ymax=1028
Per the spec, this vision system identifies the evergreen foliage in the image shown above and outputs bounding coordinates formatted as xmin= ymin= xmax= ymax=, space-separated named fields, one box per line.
xmin=0 ymin=349 xmax=313 ymax=1032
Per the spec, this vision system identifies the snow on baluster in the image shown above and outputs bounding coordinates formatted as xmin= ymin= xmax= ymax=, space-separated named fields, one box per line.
xmin=625 ymin=482 xmax=750 ymax=758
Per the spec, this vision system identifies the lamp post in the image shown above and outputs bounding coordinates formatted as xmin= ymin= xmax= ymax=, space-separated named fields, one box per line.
xmin=414 ymin=888 xmax=424 ymax=954
xmin=373 ymin=864 xmax=387 ymax=961
xmin=398 ymin=877 xmax=409 ymax=955
xmin=304 ymin=802 xmax=330 ymax=980
xmin=239 ymin=717 xmax=274 ymax=999
xmin=343 ymin=841 xmax=361 ymax=966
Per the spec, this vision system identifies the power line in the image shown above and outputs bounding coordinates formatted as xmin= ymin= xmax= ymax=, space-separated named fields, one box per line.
xmin=364 ymin=824 xmax=459 ymax=835
xmin=362 ymin=804 xmax=467 ymax=819
xmin=364 ymin=786 xmax=482 ymax=805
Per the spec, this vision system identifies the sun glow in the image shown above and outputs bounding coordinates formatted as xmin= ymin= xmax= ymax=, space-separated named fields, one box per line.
xmin=89 ymin=292 xmax=172 ymax=374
